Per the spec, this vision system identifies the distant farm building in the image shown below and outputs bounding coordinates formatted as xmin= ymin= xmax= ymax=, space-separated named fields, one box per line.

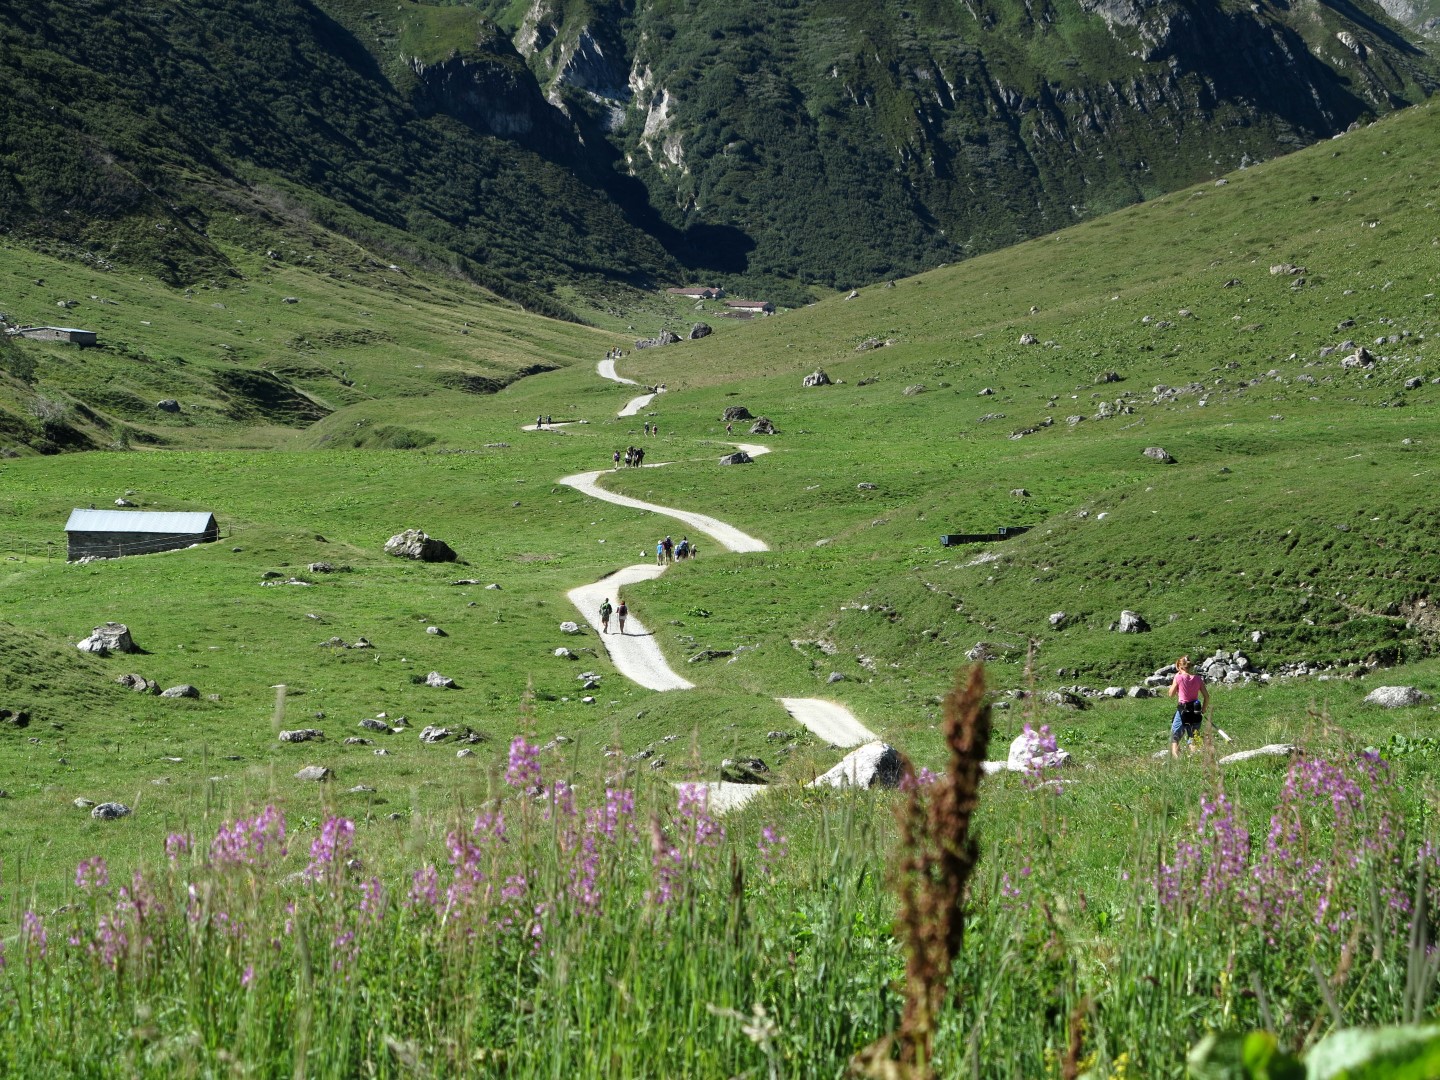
xmin=65 ymin=509 xmax=218 ymax=561
xmin=6 ymin=326 xmax=98 ymax=347
xmin=666 ymin=286 xmax=723 ymax=300
xmin=724 ymin=299 xmax=774 ymax=314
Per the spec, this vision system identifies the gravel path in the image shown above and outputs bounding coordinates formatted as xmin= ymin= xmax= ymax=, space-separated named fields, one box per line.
xmin=566 ymin=565 xmax=694 ymax=692
xmin=558 ymin=470 xmax=769 ymax=553
xmin=564 ymin=361 xmax=877 ymax=804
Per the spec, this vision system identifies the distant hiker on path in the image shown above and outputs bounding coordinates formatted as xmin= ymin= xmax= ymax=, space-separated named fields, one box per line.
xmin=662 ymin=535 xmax=674 ymax=563
xmin=1167 ymin=655 xmax=1210 ymax=758
xmin=536 ymin=415 xmax=544 ymax=428
xmin=599 ymin=598 xmax=613 ymax=633
xmin=656 ymin=539 xmax=666 ymax=566
xmin=652 ymin=423 xmax=659 ymax=438
xmin=613 ymin=450 xmax=621 ymax=470
xmin=676 ymin=536 xmax=689 ymax=560
xmin=616 ymin=600 xmax=628 ymax=634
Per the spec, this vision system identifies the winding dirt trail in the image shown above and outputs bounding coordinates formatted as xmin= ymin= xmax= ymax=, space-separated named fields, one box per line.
xmin=561 ymin=361 xmax=879 ymax=810
xmin=597 ymin=359 xmax=656 ymax=416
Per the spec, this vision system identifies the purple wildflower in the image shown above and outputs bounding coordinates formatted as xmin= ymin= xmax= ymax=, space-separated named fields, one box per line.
xmin=505 ymin=736 xmax=542 ymax=790
xmin=75 ymin=856 xmax=109 ymax=891
xmin=21 ymin=911 xmax=46 ymax=960
xmin=304 ymin=816 xmax=356 ymax=882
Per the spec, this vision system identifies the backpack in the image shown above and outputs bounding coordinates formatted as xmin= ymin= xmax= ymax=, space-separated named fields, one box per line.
xmin=1180 ymin=698 xmax=1203 ymax=719
xmin=600 ymin=602 xmax=612 ymax=617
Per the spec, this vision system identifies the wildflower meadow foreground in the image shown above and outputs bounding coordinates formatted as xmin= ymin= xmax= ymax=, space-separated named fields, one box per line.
xmin=2 ymin=670 xmax=1439 ymax=1078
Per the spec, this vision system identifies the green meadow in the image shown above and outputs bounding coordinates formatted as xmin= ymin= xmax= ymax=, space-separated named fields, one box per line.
xmin=0 ymin=100 xmax=1439 ymax=1076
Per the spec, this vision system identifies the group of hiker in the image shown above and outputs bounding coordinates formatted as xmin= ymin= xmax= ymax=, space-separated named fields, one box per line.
xmin=535 ymin=415 xmax=554 ymax=427
xmin=614 ymin=446 xmax=647 ymax=468
xmin=642 ymin=422 xmax=660 ymax=437
xmin=597 ymin=597 xmax=627 ymax=634
xmin=654 ymin=534 xmax=694 ymax=565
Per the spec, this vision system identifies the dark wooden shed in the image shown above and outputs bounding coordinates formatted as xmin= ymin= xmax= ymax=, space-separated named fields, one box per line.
xmin=10 ymin=326 xmax=98 ymax=347
xmin=65 ymin=509 xmax=218 ymax=561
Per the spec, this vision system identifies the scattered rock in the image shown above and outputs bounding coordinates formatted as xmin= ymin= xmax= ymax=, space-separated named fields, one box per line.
xmin=425 ymin=626 xmax=446 ymax=636
xmin=1341 ymin=348 xmax=1375 ymax=370
xmin=719 ymin=451 xmax=753 ymax=465
xmin=1048 ymin=612 xmax=1066 ymax=628
xmin=424 ymin=671 xmax=456 ymax=689
xmin=1018 ymin=333 xmax=1039 ymax=345
xmin=307 ymin=562 xmax=336 ymax=573
xmin=856 ymin=482 xmax=877 ymax=491
xmin=827 ymin=672 xmax=846 ymax=684
xmin=748 ymin=417 xmax=776 ymax=435
xmin=559 ymin=621 xmax=582 ymax=635
xmin=808 ymin=742 xmax=903 ymax=789
xmin=73 ymin=797 xmax=95 ymax=809
xmin=76 ymin=622 xmax=138 ymax=656
xmin=1095 ymin=371 xmax=1122 ymax=383
xmin=1041 ymin=691 xmax=1088 ymax=711
xmin=554 ymin=647 xmax=576 ymax=660
xmin=1010 ymin=488 xmax=1030 ymax=498
xmin=966 ymin=642 xmax=997 ymax=662
xmin=1114 ymin=610 xmax=1149 ymax=634
xmin=346 ymin=785 xmax=376 ymax=794
xmin=342 ymin=737 xmax=372 ymax=746
xmin=419 ymin=725 xmax=453 ymax=744
xmin=1127 ymin=686 xmax=1155 ymax=699
xmin=635 ymin=329 xmax=682 ymax=349
xmin=457 ymin=748 xmax=476 ymax=758
xmin=903 ymin=384 xmax=927 ymax=396
xmin=802 ymin=370 xmax=832 ymax=388
xmin=0 ymin=708 xmax=30 ymax=727
xmin=1364 ymin=686 xmax=1431 ymax=708
xmin=115 ymin=674 xmax=159 ymax=694
xmin=282 ymin=296 xmax=299 ymax=304
xmin=688 ymin=323 xmax=712 ymax=340
xmin=688 ymin=650 xmax=732 ymax=663
xmin=720 ymin=758 xmax=769 ymax=784
xmin=1405 ymin=376 xmax=1424 ymax=390
xmin=383 ymin=529 xmax=457 ymax=562
xmin=294 ymin=766 xmax=332 ymax=782
xmin=721 ymin=406 xmax=753 ymax=422
xmin=1142 ymin=447 xmax=1175 ymax=464
xmin=1219 ymin=744 xmax=1296 ymax=765
xmin=114 ymin=498 xmax=135 ymax=507
xmin=160 ymin=684 xmax=200 ymax=699
xmin=978 ymin=387 xmax=995 ymax=396
xmin=278 ymin=729 xmax=325 ymax=743
xmin=1006 ymin=733 xmax=1073 ymax=772
xmin=156 ymin=399 xmax=181 ymax=413
xmin=91 ymin=802 xmax=131 ymax=820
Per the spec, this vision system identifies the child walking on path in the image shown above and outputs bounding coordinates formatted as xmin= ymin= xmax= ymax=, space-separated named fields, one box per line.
xmin=599 ymin=598 xmax=613 ymax=634
xmin=1167 ymin=655 xmax=1210 ymax=758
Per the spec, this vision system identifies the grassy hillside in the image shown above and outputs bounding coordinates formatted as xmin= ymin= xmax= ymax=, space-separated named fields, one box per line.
xmin=0 ymin=96 xmax=1438 ymax=927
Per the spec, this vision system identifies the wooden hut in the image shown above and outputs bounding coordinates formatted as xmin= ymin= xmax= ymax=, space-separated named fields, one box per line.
xmin=65 ymin=509 xmax=218 ymax=561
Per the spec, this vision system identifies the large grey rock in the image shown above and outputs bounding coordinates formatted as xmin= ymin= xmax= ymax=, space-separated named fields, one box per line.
xmin=359 ymin=717 xmax=390 ymax=733
xmin=903 ymin=384 xmax=928 ymax=396
xmin=1115 ymin=610 xmax=1149 ymax=633
xmin=1142 ymin=447 xmax=1175 ymax=464
xmin=807 ymin=742 xmax=903 ymax=790
xmin=559 ymin=621 xmax=582 ymax=635
xmin=424 ymin=671 xmax=456 ymax=689
xmin=160 ymin=684 xmax=200 ymax=699
xmin=419 ymin=725 xmax=454 ymax=744
xmin=802 ymin=370 xmax=832 ymax=388
xmin=91 ymin=802 xmax=131 ymax=820
xmin=1219 ymin=744 xmax=1296 ymax=765
xmin=721 ymin=406 xmax=753 ymax=422
xmin=1048 ymin=612 xmax=1067 ymax=628
xmin=1364 ymin=685 xmax=1431 ymax=708
xmin=688 ymin=323 xmax=712 ymax=340
xmin=294 ymin=765 xmax=332 ymax=782
xmin=1006 ymin=733 xmax=1073 ymax=772
xmin=1041 ymin=690 xmax=1087 ymax=711
xmin=1341 ymin=347 xmax=1376 ymax=370
xmin=383 ymin=529 xmax=457 ymax=563
xmin=719 ymin=451 xmax=753 ymax=465
xmin=0 ymin=708 xmax=30 ymax=727
xmin=278 ymin=729 xmax=325 ymax=744
xmin=76 ymin=622 xmax=138 ymax=656
xmin=749 ymin=417 xmax=776 ymax=435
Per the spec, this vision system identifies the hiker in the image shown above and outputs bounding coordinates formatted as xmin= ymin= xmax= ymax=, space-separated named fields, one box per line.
xmin=1167 ymin=655 xmax=1210 ymax=758
xmin=599 ymin=597 xmax=613 ymax=634
xmin=652 ymin=423 xmax=659 ymax=438
xmin=725 ymin=422 xmax=733 ymax=435
xmin=635 ymin=447 xmax=645 ymax=467
xmin=662 ymin=535 xmax=674 ymax=563
xmin=613 ymin=450 xmax=621 ymax=470
xmin=656 ymin=539 xmax=666 ymax=566
xmin=536 ymin=415 xmax=544 ymax=428
xmin=616 ymin=599 xmax=628 ymax=634
xmin=675 ymin=536 xmax=689 ymax=560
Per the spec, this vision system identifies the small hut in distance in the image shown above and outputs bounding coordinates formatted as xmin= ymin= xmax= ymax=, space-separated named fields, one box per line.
xmin=65 ymin=509 xmax=218 ymax=561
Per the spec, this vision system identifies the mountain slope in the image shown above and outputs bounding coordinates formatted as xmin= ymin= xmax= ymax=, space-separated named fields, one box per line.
xmin=1 ymin=0 xmax=1435 ymax=305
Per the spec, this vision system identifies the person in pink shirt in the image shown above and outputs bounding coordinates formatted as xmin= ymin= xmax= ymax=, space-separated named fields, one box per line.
xmin=1167 ymin=655 xmax=1210 ymax=758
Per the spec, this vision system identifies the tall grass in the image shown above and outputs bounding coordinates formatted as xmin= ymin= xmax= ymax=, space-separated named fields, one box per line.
xmin=2 ymin=718 xmax=1437 ymax=1077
